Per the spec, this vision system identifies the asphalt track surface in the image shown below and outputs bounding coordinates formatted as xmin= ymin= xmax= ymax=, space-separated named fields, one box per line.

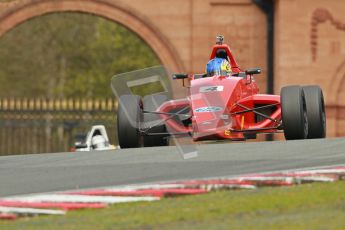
xmin=1 ymin=138 xmax=345 ymax=197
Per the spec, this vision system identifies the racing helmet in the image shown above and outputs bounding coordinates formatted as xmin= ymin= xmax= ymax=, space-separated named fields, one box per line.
xmin=91 ymin=135 xmax=107 ymax=150
xmin=206 ymin=58 xmax=231 ymax=77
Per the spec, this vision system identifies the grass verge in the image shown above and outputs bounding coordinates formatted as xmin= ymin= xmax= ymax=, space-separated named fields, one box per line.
xmin=1 ymin=181 xmax=345 ymax=230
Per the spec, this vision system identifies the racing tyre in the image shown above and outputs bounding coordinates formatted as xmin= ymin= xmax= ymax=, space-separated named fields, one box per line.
xmin=302 ymin=85 xmax=326 ymax=139
xmin=281 ymin=86 xmax=308 ymax=140
xmin=143 ymin=94 xmax=169 ymax=147
xmin=117 ymin=95 xmax=142 ymax=148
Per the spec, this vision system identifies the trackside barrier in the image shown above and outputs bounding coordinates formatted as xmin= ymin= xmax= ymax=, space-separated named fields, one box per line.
xmin=0 ymin=97 xmax=117 ymax=155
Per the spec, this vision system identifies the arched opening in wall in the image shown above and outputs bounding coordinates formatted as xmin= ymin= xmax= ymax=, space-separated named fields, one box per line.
xmin=0 ymin=0 xmax=183 ymax=72
xmin=0 ymin=12 xmax=163 ymax=155
xmin=0 ymin=12 xmax=161 ymax=98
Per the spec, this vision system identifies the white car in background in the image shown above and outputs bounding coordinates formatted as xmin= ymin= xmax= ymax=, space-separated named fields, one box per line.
xmin=74 ymin=125 xmax=115 ymax=151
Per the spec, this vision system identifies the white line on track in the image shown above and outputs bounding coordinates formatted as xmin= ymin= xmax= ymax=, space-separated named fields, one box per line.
xmin=0 ymin=206 xmax=65 ymax=215
xmin=178 ymin=164 xmax=345 ymax=184
xmin=295 ymin=176 xmax=336 ymax=182
xmin=292 ymin=169 xmax=345 ymax=174
xmin=4 ymin=194 xmax=159 ymax=204
xmin=102 ymin=184 xmax=187 ymax=191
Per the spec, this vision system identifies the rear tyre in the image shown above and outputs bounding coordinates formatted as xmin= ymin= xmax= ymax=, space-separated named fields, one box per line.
xmin=281 ymin=86 xmax=308 ymax=140
xmin=143 ymin=94 xmax=169 ymax=147
xmin=117 ymin=95 xmax=142 ymax=148
xmin=302 ymin=86 xmax=326 ymax=139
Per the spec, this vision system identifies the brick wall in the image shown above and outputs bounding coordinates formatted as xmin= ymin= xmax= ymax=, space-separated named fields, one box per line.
xmin=275 ymin=0 xmax=345 ymax=137
xmin=0 ymin=0 xmax=344 ymax=137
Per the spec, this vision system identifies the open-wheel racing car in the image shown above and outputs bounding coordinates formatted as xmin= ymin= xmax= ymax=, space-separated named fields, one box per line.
xmin=116 ymin=35 xmax=326 ymax=148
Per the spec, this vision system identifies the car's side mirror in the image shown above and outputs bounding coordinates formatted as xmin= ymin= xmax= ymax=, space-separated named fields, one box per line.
xmin=172 ymin=73 xmax=188 ymax=80
xmin=245 ymin=68 xmax=261 ymax=75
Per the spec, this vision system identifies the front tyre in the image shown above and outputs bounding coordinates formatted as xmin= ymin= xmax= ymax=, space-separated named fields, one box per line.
xmin=117 ymin=95 xmax=142 ymax=148
xmin=281 ymin=86 xmax=308 ymax=140
xmin=302 ymin=85 xmax=326 ymax=139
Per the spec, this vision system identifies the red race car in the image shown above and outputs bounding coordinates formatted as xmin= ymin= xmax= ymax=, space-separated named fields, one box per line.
xmin=117 ymin=36 xmax=326 ymax=148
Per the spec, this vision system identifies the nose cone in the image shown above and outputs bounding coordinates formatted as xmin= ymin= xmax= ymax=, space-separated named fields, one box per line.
xmin=190 ymin=77 xmax=241 ymax=138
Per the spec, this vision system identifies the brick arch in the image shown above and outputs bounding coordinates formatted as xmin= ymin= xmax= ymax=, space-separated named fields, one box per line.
xmin=329 ymin=60 xmax=345 ymax=103
xmin=0 ymin=0 xmax=185 ymax=73
xmin=327 ymin=60 xmax=345 ymax=136
xmin=310 ymin=8 xmax=345 ymax=62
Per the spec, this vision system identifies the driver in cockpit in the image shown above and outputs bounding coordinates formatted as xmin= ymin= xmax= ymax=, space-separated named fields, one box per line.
xmin=206 ymin=56 xmax=232 ymax=77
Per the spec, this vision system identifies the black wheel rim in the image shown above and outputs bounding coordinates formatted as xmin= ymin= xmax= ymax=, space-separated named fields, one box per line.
xmin=303 ymin=96 xmax=308 ymax=138
xmin=320 ymin=94 xmax=326 ymax=136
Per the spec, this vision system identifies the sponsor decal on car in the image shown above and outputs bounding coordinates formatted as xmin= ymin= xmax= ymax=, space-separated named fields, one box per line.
xmin=201 ymin=121 xmax=213 ymax=125
xmin=195 ymin=106 xmax=223 ymax=113
xmin=199 ymin=86 xmax=224 ymax=93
